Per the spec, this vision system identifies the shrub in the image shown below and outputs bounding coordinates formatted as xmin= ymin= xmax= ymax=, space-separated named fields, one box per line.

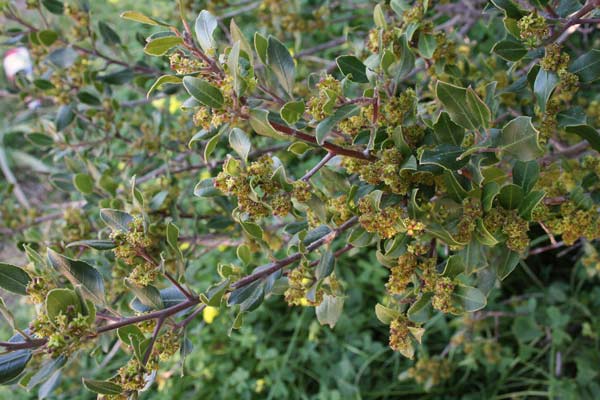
xmin=0 ymin=0 xmax=600 ymax=398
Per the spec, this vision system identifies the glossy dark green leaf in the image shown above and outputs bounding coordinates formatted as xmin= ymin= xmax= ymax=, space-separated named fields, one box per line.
xmin=419 ymin=144 xmax=469 ymax=171
xmin=42 ymin=0 xmax=64 ymax=14
xmin=0 ymin=263 xmax=31 ymax=295
xmin=47 ymin=249 xmax=105 ymax=304
xmin=433 ymin=112 xmax=464 ymax=146
xmin=98 ymin=21 xmax=121 ymax=45
xmin=518 ymin=190 xmax=545 ymax=220
xmin=0 ymin=346 xmax=31 ymax=385
xmin=497 ymin=116 xmax=543 ymax=161
xmin=498 ymin=184 xmax=524 ymax=209
xmin=73 ymin=173 xmax=94 ymax=194
xmin=436 ymin=81 xmax=490 ymax=130
xmin=82 ymin=378 xmax=124 ymax=395
xmin=492 ymin=39 xmax=527 ymax=61
xmin=565 ymin=125 xmax=600 ymax=152
xmin=267 ymin=36 xmax=295 ymax=96
xmin=569 ymin=49 xmax=600 ymax=83
xmin=316 ymin=249 xmax=335 ymax=280
xmin=418 ymin=32 xmax=437 ymax=59
xmin=66 ymin=240 xmax=116 ymax=250
xmin=182 ymin=77 xmax=224 ymax=109
xmin=147 ymin=75 xmax=182 ymax=98
xmin=533 ymin=69 xmax=559 ymax=112
xmin=512 ymin=160 xmax=539 ymax=193
xmin=336 ymin=55 xmax=369 ymax=83
xmin=452 ymin=285 xmax=486 ymax=312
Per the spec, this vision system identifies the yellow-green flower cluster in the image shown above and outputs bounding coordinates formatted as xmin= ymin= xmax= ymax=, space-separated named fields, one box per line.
xmin=386 ymin=253 xmax=417 ymax=295
xmin=26 ymin=276 xmax=54 ymax=304
xmin=284 ymin=265 xmax=322 ymax=306
xmin=357 ymin=197 xmax=404 ymax=239
xmin=455 ymin=197 xmax=483 ymax=243
xmin=169 ymin=53 xmax=205 ymax=75
xmin=307 ymin=75 xmax=342 ymax=120
xmin=31 ymin=308 xmax=94 ymax=358
xmin=389 ymin=316 xmax=422 ymax=358
xmin=517 ymin=13 xmax=549 ymax=44
xmin=215 ymin=156 xmax=304 ymax=219
xmin=540 ymin=44 xmax=570 ymax=72
xmin=407 ymin=357 xmax=452 ymax=388
xmin=484 ymin=208 xmax=530 ymax=253
xmin=110 ymin=216 xmax=161 ymax=287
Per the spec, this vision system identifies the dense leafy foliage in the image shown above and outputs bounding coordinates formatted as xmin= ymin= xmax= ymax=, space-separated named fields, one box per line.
xmin=1 ymin=0 xmax=600 ymax=398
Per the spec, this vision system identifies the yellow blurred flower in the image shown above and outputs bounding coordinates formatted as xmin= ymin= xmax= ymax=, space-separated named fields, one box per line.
xmin=203 ymin=306 xmax=219 ymax=324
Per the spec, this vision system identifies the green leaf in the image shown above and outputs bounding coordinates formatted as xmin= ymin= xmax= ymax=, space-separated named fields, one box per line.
xmin=120 ymin=11 xmax=169 ymax=26
xmin=0 ymin=263 xmax=31 ymax=296
xmin=248 ymin=109 xmax=286 ymax=140
xmin=419 ymin=144 xmax=469 ymax=171
xmin=25 ymin=133 xmax=54 ymax=147
xmin=316 ymin=295 xmax=344 ymax=328
xmin=316 ymin=104 xmax=359 ymax=144
xmin=436 ymin=81 xmax=491 ymax=130
xmin=418 ymin=32 xmax=437 ymax=59
xmin=73 ymin=173 xmax=94 ymax=195
xmin=492 ymin=39 xmax=527 ymax=61
xmin=126 ymin=281 xmax=163 ymax=310
xmin=45 ymin=288 xmax=82 ymax=324
xmin=166 ymin=222 xmax=183 ymax=260
xmin=512 ymin=160 xmax=539 ymax=193
xmin=375 ymin=303 xmax=399 ymax=325
xmin=98 ymin=21 xmax=121 ymax=45
xmin=47 ymin=249 xmax=105 ymax=304
xmin=182 ymin=77 xmax=224 ymax=109
xmin=66 ymin=240 xmax=116 ymax=250
xmin=267 ymin=36 xmax=295 ymax=96
xmin=26 ymin=356 xmax=66 ymax=390
xmin=0 ymin=344 xmax=31 ymax=385
xmin=433 ymin=112 xmax=464 ymax=146
xmin=47 ymin=47 xmax=79 ymax=69
xmin=316 ymin=249 xmax=335 ymax=280
xmin=490 ymin=0 xmax=526 ymax=18
xmin=497 ymin=116 xmax=544 ymax=161
xmin=373 ymin=3 xmax=387 ymax=28
xmin=498 ymin=184 xmax=524 ymax=209
xmin=204 ymin=130 xmax=222 ymax=163
xmin=240 ymin=221 xmax=263 ymax=240
xmin=565 ymin=125 xmax=600 ymax=152
xmin=117 ymin=325 xmax=145 ymax=346
xmin=391 ymin=35 xmax=415 ymax=81
xmin=228 ymin=280 xmax=262 ymax=307
xmin=533 ymin=69 xmax=559 ymax=112
xmin=280 ymin=101 xmax=305 ymax=125
xmin=82 ymin=378 xmax=123 ymax=395
xmin=495 ymin=248 xmax=520 ymax=280
xmin=76 ymin=91 xmax=101 ymax=106
xmin=194 ymin=178 xmax=222 ymax=197
xmin=254 ymin=32 xmax=268 ymax=64
xmin=99 ymin=209 xmax=133 ymax=232
xmin=452 ymin=285 xmax=486 ymax=312
xmin=336 ymin=55 xmax=369 ymax=83
xmin=144 ymin=36 xmax=183 ymax=56
xmin=230 ymin=19 xmax=253 ymax=62
xmin=518 ymin=190 xmax=545 ymax=220
xmin=229 ymin=128 xmax=251 ymax=163
xmin=569 ymin=49 xmax=600 ymax=83
xmin=195 ymin=10 xmax=218 ymax=52
xmin=407 ymin=293 xmax=433 ymax=323
xmin=147 ymin=75 xmax=182 ymax=98
xmin=37 ymin=30 xmax=58 ymax=46
xmin=55 ymin=104 xmax=74 ymax=131
xmin=42 ymin=0 xmax=64 ymax=14
xmin=442 ymin=255 xmax=465 ymax=279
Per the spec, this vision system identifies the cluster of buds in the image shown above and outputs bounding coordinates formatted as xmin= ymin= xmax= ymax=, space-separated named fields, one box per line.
xmin=455 ymin=197 xmax=483 ymax=243
xmin=26 ymin=276 xmax=54 ymax=304
xmin=147 ymin=330 xmax=180 ymax=370
xmin=517 ymin=13 xmax=549 ymax=45
xmin=420 ymin=259 xmax=458 ymax=313
xmin=307 ymin=75 xmax=342 ymax=120
xmin=111 ymin=216 xmax=160 ymax=286
xmin=169 ymin=52 xmax=205 ymax=75
xmin=545 ymin=201 xmax=600 ymax=245
xmin=284 ymin=265 xmax=323 ymax=306
xmin=388 ymin=316 xmax=423 ymax=358
xmin=406 ymin=357 xmax=452 ymax=388
xmin=386 ymin=253 xmax=417 ymax=295
xmin=31 ymin=307 xmax=94 ymax=358
xmin=357 ymin=197 xmax=404 ymax=239
xmin=484 ymin=208 xmax=530 ymax=253
xmin=215 ymin=156 xmax=308 ymax=219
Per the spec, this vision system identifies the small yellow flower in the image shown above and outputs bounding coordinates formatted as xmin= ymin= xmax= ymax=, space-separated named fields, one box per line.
xmin=203 ymin=306 xmax=219 ymax=324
